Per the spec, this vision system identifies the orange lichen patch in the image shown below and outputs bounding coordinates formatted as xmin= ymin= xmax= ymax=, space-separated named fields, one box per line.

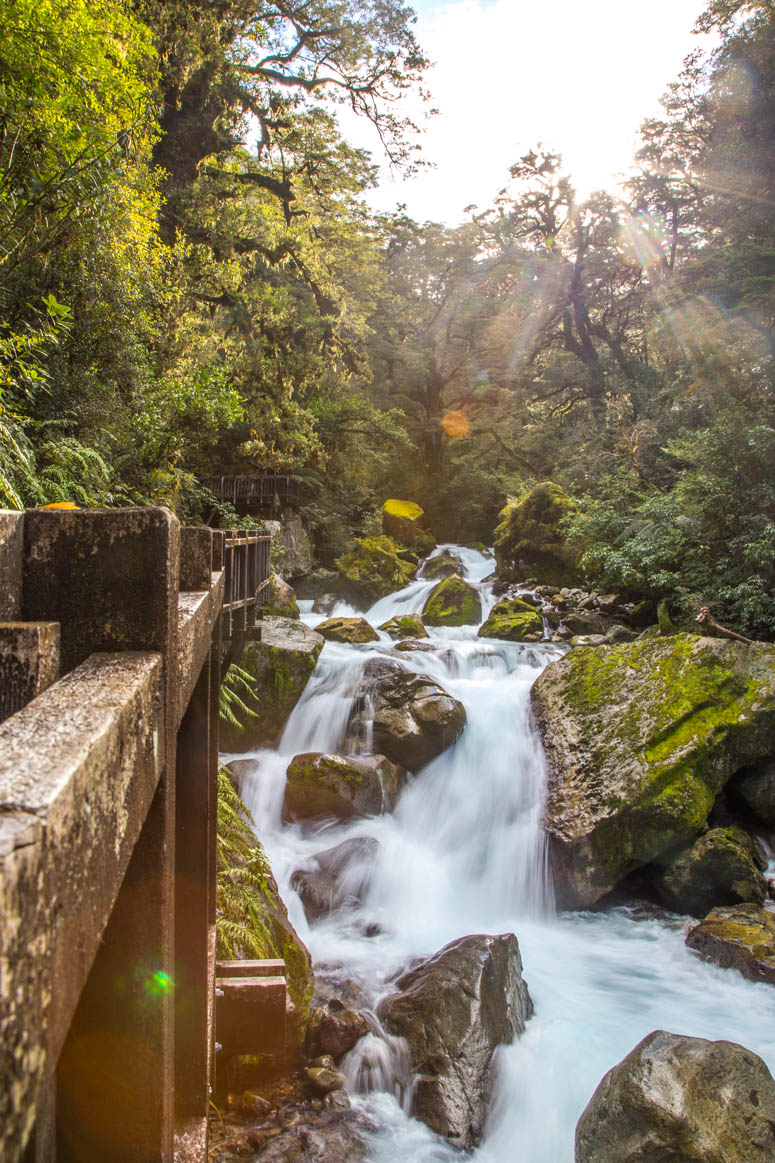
xmin=441 ymin=411 xmax=469 ymax=438
xmin=39 ymin=502 xmax=80 ymax=510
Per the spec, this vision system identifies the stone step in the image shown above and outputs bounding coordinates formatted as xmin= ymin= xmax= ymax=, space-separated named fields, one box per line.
xmin=215 ymin=974 xmax=287 ymax=1058
xmin=216 ymin=957 xmax=285 ymax=978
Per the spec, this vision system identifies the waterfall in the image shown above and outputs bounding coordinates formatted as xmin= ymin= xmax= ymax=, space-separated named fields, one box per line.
xmin=235 ymin=546 xmax=775 ymax=1162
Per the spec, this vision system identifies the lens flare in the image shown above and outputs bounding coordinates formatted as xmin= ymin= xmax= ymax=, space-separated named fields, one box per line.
xmin=144 ymin=970 xmax=174 ymax=998
xmin=441 ymin=411 xmax=470 ymax=437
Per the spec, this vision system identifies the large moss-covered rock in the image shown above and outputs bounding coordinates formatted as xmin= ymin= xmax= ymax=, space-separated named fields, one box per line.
xmin=378 ymin=613 xmax=429 ymax=640
xmin=264 ymin=511 xmax=313 ymax=580
xmin=422 ymin=574 xmax=482 ymax=627
xmin=382 ymin=499 xmax=435 ymax=552
xmin=531 ymin=634 xmax=775 ymax=908
xmin=347 ymin=658 xmax=467 ymax=773
xmin=316 ymin=616 xmax=379 ymax=644
xmin=478 ymin=597 xmax=543 ymax=642
xmin=336 ymin=536 xmax=415 ymax=605
xmin=262 ymin=571 xmax=300 ymax=619
xmin=654 ymin=826 xmax=767 ymax=917
xmin=575 ymin=1029 xmax=775 ymax=1162
xmin=686 ymin=904 xmax=775 ymax=984
xmin=284 ymin=752 xmax=407 ymax=821
xmin=220 ymin=616 xmax=324 ymax=751
xmin=379 ymin=933 xmax=533 ymax=1149
xmin=493 ymin=481 xmax=581 ymax=586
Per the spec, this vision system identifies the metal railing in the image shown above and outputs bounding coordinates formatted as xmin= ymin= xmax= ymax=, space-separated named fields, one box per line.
xmin=221 ymin=530 xmax=272 ymax=638
xmin=202 ymin=474 xmax=300 ymax=510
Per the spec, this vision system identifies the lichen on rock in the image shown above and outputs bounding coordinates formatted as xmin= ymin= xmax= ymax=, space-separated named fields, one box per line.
xmin=316 ymin=616 xmax=379 ymax=644
xmin=686 ymin=903 xmax=775 ymax=984
xmin=531 ymin=633 xmax=775 ymax=907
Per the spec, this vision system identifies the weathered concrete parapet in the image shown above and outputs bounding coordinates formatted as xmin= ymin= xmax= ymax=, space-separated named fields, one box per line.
xmin=180 ymin=525 xmax=213 ymax=592
xmin=0 ymin=651 xmax=165 ymax=1160
xmin=22 ymin=506 xmax=180 ymax=677
xmin=0 ymin=510 xmax=24 ymax=619
xmin=0 ymin=621 xmax=60 ymax=723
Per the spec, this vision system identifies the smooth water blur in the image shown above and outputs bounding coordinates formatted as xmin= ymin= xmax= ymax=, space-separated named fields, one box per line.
xmin=228 ymin=546 xmax=775 ymax=1162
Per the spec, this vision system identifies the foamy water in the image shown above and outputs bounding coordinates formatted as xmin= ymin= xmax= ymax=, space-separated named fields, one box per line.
xmin=227 ymin=545 xmax=775 ymax=1161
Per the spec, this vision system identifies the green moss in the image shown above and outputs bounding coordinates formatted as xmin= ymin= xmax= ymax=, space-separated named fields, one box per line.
xmin=493 ymin=481 xmax=581 ymax=585
xmin=479 ymin=598 xmax=543 ymax=641
xmin=422 ymin=574 xmax=482 ymax=626
xmin=379 ymin=613 xmax=429 ymax=640
xmin=336 ymin=535 xmax=415 ymax=602
xmin=384 ymin=498 xmax=424 ymax=521
xmin=535 ymin=634 xmax=775 ymax=901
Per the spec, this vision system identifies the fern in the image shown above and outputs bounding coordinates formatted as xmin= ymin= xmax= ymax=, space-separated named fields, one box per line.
xmin=219 ymin=662 xmax=258 ymax=730
xmin=37 ymin=438 xmax=113 ymax=507
xmin=216 ymin=767 xmax=274 ymax=960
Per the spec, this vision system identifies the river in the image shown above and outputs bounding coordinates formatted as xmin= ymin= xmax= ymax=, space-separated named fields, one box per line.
xmin=232 ymin=545 xmax=775 ymax=1161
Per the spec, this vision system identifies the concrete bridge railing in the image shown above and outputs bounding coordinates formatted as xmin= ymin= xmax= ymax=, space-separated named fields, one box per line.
xmin=0 ymin=508 xmax=269 ymax=1162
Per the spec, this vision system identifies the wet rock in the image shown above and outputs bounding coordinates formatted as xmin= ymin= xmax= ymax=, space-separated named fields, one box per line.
xmin=220 ymin=616 xmax=324 ymax=750
xmin=311 ymin=592 xmax=339 ymax=615
xmin=291 ymin=837 xmax=380 ymax=921
xmin=531 ymin=633 xmax=775 ymax=908
xmin=422 ymin=574 xmax=482 ymax=627
xmin=605 ymin=622 xmax=637 ymax=643
xmin=731 ymin=758 xmax=775 ymax=826
xmin=575 ymin=1029 xmax=775 ymax=1162
xmin=284 ymin=753 xmax=407 ymax=821
xmin=336 ymin=536 xmax=415 ymax=605
xmin=307 ymin=998 xmax=371 ymax=1060
xmin=347 ymin=658 xmax=467 ymax=773
xmin=378 ymin=613 xmax=429 ymax=640
xmin=316 ymin=617 xmax=379 ymax=644
xmin=478 ymin=597 xmax=543 ymax=642
xmin=686 ymin=903 xmax=775 ymax=984
xmin=654 ymin=826 xmax=767 ymax=916
xmin=378 ymin=932 xmax=533 ymax=1149
xmin=422 ymin=551 xmax=463 ymax=581
xmin=263 ymin=572 xmax=301 ymax=619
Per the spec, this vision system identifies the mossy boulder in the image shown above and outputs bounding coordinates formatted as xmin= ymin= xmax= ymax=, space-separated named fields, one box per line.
xmin=478 ymin=598 xmax=543 ymax=642
xmin=262 ymin=572 xmax=300 ymax=619
xmin=423 ymin=574 xmax=482 ymax=627
xmin=493 ymin=481 xmax=581 ymax=586
xmin=284 ymin=752 xmax=407 ymax=821
xmin=686 ymin=904 xmax=775 ymax=985
xmin=335 ymin=535 xmax=415 ymax=605
xmin=654 ymin=826 xmax=767 ymax=917
xmin=316 ymin=616 xmax=379 ymax=644
xmin=382 ymin=499 xmax=435 ymax=552
xmin=220 ymin=616 xmax=324 ymax=751
xmin=576 ymin=1030 xmax=775 ymax=1163
xmin=379 ymin=613 xmax=429 ymax=640
xmin=422 ymin=551 xmax=463 ymax=581
xmin=531 ymin=633 xmax=775 ymax=908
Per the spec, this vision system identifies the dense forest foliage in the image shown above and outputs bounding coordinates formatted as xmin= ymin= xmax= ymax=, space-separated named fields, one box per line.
xmin=1 ymin=0 xmax=773 ymax=635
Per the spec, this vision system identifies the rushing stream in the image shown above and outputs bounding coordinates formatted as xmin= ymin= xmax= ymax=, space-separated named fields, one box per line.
xmin=229 ymin=545 xmax=775 ymax=1161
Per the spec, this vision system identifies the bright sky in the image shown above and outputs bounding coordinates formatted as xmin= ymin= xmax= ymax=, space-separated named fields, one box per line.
xmin=352 ymin=0 xmax=711 ymax=223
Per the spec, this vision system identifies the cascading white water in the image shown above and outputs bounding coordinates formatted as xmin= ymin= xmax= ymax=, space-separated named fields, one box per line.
xmin=231 ymin=545 xmax=775 ymax=1162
